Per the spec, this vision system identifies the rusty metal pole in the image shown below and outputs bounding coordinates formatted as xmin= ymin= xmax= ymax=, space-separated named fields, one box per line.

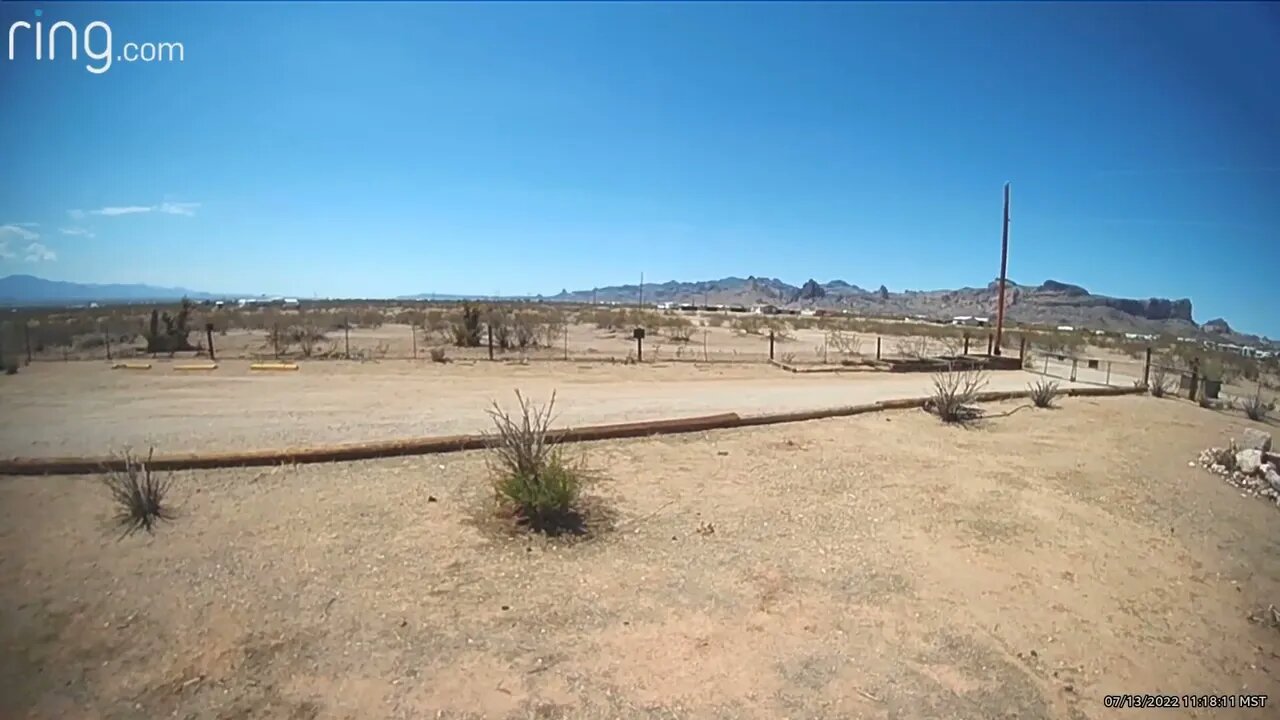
xmin=23 ymin=323 xmax=32 ymax=365
xmin=876 ymin=336 xmax=882 ymax=361
xmin=344 ymin=317 xmax=350 ymax=359
xmin=1143 ymin=347 xmax=1152 ymax=387
xmin=206 ymin=323 xmax=216 ymax=361
xmin=769 ymin=330 xmax=775 ymax=361
xmin=993 ymin=182 xmax=1011 ymax=356
xmin=104 ymin=330 xmax=112 ymax=361
xmin=488 ymin=325 xmax=494 ymax=361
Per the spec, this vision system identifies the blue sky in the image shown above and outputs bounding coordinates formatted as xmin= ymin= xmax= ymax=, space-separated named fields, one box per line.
xmin=1 ymin=2 xmax=1277 ymax=336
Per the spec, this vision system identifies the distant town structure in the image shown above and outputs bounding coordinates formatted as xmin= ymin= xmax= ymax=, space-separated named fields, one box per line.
xmin=951 ymin=315 xmax=989 ymax=327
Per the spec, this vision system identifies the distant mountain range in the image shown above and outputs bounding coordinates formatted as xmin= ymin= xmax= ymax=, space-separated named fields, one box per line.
xmin=550 ymin=275 xmax=1270 ymax=346
xmin=1 ymin=273 xmax=1269 ymax=346
xmin=0 ymin=274 xmax=230 ymax=305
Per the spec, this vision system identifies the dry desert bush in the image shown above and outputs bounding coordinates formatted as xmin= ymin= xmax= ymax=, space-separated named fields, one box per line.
xmin=101 ymin=448 xmax=173 ymax=537
xmin=485 ymin=391 xmax=592 ymax=535
xmin=1149 ymin=366 xmax=1172 ymax=398
xmin=1028 ymin=378 xmax=1060 ymax=408
xmin=929 ymin=366 xmax=989 ymax=423
xmin=1241 ymin=388 xmax=1274 ymax=422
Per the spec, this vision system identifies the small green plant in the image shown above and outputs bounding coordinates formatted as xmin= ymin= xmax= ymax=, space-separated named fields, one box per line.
xmin=928 ymin=366 xmax=989 ymax=423
xmin=101 ymin=448 xmax=173 ymax=537
xmin=1028 ymin=379 xmax=1060 ymax=408
xmin=485 ymin=391 xmax=589 ymax=534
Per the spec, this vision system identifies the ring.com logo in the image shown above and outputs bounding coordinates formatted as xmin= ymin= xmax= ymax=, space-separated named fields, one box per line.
xmin=6 ymin=9 xmax=183 ymax=75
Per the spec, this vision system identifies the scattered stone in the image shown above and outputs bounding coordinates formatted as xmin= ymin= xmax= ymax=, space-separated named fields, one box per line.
xmin=1267 ymin=466 xmax=1280 ymax=492
xmin=427 ymin=495 xmax=438 ymax=503
xmin=1197 ymin=439 xmax=1280 ymax=510
xmin=1242 ymin=429 xmax=1273 ymax=453
xmin=1238 ymin=449 xmax=1264 ymax=476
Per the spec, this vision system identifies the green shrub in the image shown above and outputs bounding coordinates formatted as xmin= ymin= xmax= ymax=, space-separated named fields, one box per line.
xmin=1028 ymin=379 xmax=1059 ymax=408
xmin=485 ymin=391 xmax=588 ymax=534
xmin=452 ymin=304 xmax=483 ymax=347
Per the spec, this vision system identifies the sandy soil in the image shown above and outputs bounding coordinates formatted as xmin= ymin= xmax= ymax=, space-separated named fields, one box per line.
xmin=2 ymin=396 xmax=1278 ymax=719
xmin=0 ymin=362 xmax=1106 ymax=458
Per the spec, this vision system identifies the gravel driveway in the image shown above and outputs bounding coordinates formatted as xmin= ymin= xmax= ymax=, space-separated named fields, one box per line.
xmin=0 ymin=360 xmax=1111 ymax=458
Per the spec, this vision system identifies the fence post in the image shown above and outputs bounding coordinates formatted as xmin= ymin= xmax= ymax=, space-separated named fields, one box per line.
xmin=1043 ymin=355 xmax=1049 ymax=375
xmin=1143 ymin=347 xmax=1152 ymax=387
xmin=1105 ymin=361 xmax=1112 ymax=386
xmin=963 ymin=334 xmax=970 ymax=355
xmin=23 ymin=323 xmax=32 ymax=365
xmin=411 ymin=324 xmax=417 ymax=361
xmin=206 ymin=322 xmax=216 ymax=361
xmin=564 ymin=324 xmax=569 ymax=361
xmin=703 ymin=330 xmax=709 ymax=362
xmin=1070 ymin=358 xmax=1078 ymax=382
xmin=344 ymin=317 xmax=350 ymax=359
xmin=273 ymin=323 xmax=280 ymax=359
xmin=104 ymin=330 xmax=112 ymax=361
xmin=876 ymin=336 xmax=881 ymax=361
xmin=488 ymin=325 xmax=494 ymax=361
xmin=987 ymin=333 xmax=993 ymax=356
xmin=636 ymin=332 xmax=643 ymax=363
xmin=1018 ymin=336 xmax=1026 ymax=362
xmin=1188 ymin=358 xmax=1200 ymax=402
xmin=769 ymin=330 xmax=775 ymax=361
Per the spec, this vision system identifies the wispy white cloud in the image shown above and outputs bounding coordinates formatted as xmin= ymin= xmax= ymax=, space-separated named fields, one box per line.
xmin=24 ymin=242 xmax=56 ymax=262
xmin=0 ymin=224 xmax=40 ymax=241
xmin=68 ymin=209 xmax=86 ymax=220
xmin=0 ymin=240 xmax=14 ymax=260
xmin=94 ymin=206 xmax=154 ymax=216
xmin=158 ymin=201 xmax=200 ymax=216
xmin=60 ymin=227 xmax=96 ymax=238
xmin=87 ymin=201 xmax=201 ymax=217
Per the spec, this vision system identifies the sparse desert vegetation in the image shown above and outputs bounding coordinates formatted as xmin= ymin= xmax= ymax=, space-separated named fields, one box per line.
xmin=2 ymin=395 xmax=1279 ymax=718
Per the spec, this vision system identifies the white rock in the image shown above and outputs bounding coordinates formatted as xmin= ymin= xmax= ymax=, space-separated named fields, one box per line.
xmin=1266 ymin=466 xmax=1280 ymax=492
xmin=1241 ymin=428 xmax=1272 ymax=453
xmin=1238 ymin=449 xmax=1264 ymax=476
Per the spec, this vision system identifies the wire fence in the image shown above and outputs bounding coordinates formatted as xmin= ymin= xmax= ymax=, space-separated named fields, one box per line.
xmin=6 ymin=310 xmax=1274 ymax=403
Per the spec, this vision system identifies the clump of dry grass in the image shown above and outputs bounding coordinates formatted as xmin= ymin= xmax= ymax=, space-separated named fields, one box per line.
xmin=485 ymin=391 xmax=591 ymax=535
xmin=101 ymin=448 xmax=173 ymax=537
xmin=1149 ymin=366 xmax=1171 ymax=398
xmin=1241 ymin=388 xmax=1274 ymax=422
xmin=928 ymin=366 xmax=989 ymax=423
xmin=1028 ymin=379 xmax=1060 ymax=408
xmin=429 ymin=347 xmax=449 ymax=363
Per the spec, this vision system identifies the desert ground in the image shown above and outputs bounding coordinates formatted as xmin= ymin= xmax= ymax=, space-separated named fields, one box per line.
xmin=2 ymin=395 xmax=1279 ymax=719
xmin=0 ymin=361 xmax=1120 ymax=459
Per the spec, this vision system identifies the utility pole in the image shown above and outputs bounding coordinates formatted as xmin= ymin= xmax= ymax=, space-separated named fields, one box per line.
xmin=993 ymin=182 xmax=1011 ymax=356
xmin=638 ymin=272 xmax=644 ymax=310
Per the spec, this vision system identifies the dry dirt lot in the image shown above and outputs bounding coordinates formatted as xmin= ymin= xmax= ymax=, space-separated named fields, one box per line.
xmin=2 ymin=395 xmax=1279 ymax=719
xmin=0 ymin=362 xmax=1104 ymax=459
